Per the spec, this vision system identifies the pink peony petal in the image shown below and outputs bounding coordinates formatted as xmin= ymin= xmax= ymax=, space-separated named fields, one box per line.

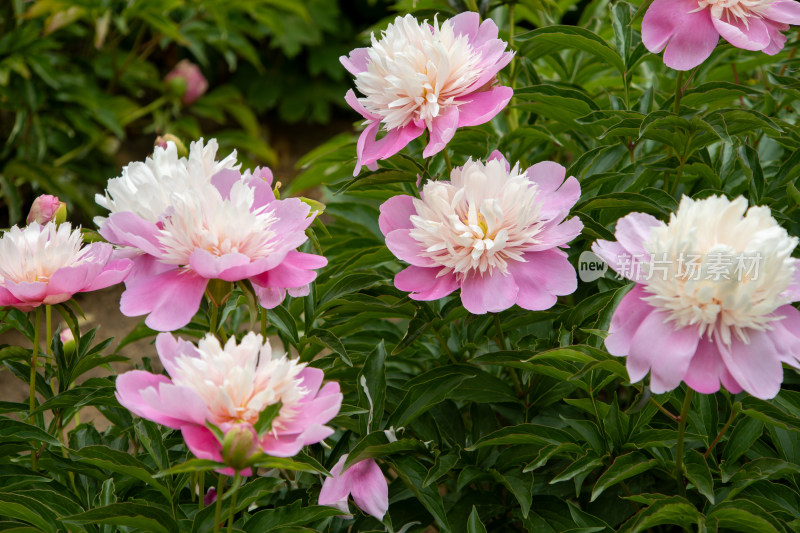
xmin=488 ymin=150 xmax=511 ymax=172
xmin=340 ymin=48 xmax=372 ymax=76
xmin=423 ymin=106 xmax=460 ymax=158
xmin=449 ymin=11 xmax=480 ymax=40
xmin=47 ymin=263 xmax=94 ymax=299
xmin=181 ymin=425 xmax=223 ymax=463
xmin=385 ymin=229 xmax=435 ymax=267
xmin=318 ymin=455 xmax=352 ymax=514
xmin=455 ymin=86 xmax=513 ymax=128
xmin=683 ymin=338 xmax=727 ymax=394
xmin=526 ymin=217 xmax=583 ymax=252
xmin=84 ymin=258 xmax=133 ymax=291
xmin=762 ymin=19 xmax=789 ymax=54
xmin=627 ymin=312 xmax=700 ymax=391
xmin=4 ymin=280 xmax=48 ymax=305
xmin=642 ymin=0 xmax=698 ymax=52
xmin=379 ymin=195 xmax=417 ymax=235
xmin=99 ymin=212 xmax=163 ymax=257
xmin=615 ymin=212 xmax=661 ymax=261
xmin=716 ymin=329 xmax=783 ymax=399
xmin=394 ymin=265 xmax=459 ymax=301
xmin=507 ymin=250 xmax=577 ymax=311
xmin=188 ymin=249 xmax=252 ymax=279
xmin=363 ymin=122 xmax=426 ymax=167
xmin=765 ymin=0 xmax=800 ymax=24
xmin=252 ymin=285 xmax=286 ymax=308
xmin=662 ymin=8 xmax=719 ymax=70
xmin=115 ymin=371 xmax=205 ymax=428
xmin=712 ymin=15 xmax=771 ymax=51
xmin=460 ymin=271 xmax=519 ymax=314
xmin=120 ymin=269 xmax=208 ymax=331
xmin=604 ymin=286 xmax=654 ymax=356
xmin=210 ymin=169 xmax=244 ymax=201
xmin=349 ymin=459 xmax=390 ymax=520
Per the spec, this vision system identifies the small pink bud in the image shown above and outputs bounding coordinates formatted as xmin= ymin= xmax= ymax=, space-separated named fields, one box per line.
xmin=154 ymin=134 xmax=188 ymax=157
xmin=203 ymin=487 xmax=217 ymax=506
xmin=165 ymin=60 xmax=208 ymax=105
xmin=60 ymin=329 xmax=76 ymax=355
xmin=27 ymin=195 xmax=66 ymax=225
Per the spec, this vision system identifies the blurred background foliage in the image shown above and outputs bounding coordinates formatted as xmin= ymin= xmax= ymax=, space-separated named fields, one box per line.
xmin=0 ymin=0 xmax=393 ymax=227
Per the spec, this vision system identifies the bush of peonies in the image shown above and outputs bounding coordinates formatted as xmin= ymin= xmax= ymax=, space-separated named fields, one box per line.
xmin=1 ymin=5 xmax=800 ymax=532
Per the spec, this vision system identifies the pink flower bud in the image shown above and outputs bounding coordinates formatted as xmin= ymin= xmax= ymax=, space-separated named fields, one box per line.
xmin=60 ymin=329 xmax=74 ymax=344
xmin=27 ymin=195 xmax=66 ymax=225
xmin=203 ymin=487 xmax=217 ymax=506
xmin=221 ymin=425 xmax=257 ymax=473
xmin=165 ymin=60 xmax=208 ymax=105
xmin=154 ymin=134 xmax=188 ymax=157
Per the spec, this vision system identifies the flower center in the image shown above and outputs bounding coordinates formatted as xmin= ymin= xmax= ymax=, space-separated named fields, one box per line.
xmin=0 ymin=223 xmax=85 ymax=284
xmin=355 ymin=14 xmax=483 ymax=131
xmin=640 ymin=196 xmax=797 ymax=345
xmin=693 ymin=0 xmax=773 ymax=26
xmin=170 ymin=333 xmax=308 ymax=429
xmin=157 ymin=181 xmax=278 ymax=266
xmin=408 ymin=159 xmax=544 ymax=277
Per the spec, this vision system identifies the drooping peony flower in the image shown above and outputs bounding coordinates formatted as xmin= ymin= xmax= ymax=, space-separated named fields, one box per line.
xmin=115 ymin=332 xmax=342 ymax=475
xmin=95 ymin=138 xmax=238 ymax=229
xmin=100 ymin=167 xmax=326 ymax=331
xmin=379 ymin=151 xmax=583 ymax=314
xmin=592 ymin=195 xmax=800 ymax=399
xmin=0 ymin=222 xmax=132 ymax=311
xmin=319 ymin=455 xmax=389 ymax=520
xmin=341 ymin=12 xmax=514 ymax=174
xmin=27 ymin=194 xmax=66 ymax=225
xmin=165 ymin=59 xmax=209 ymax=104
xmin=642 ymin=0 xmax=800 ymax=70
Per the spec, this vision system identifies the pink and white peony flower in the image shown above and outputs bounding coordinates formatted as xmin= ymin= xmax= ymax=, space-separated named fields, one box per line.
xmin=95 ymin=138 xmax=238 ymax=229
xmin=0 ymin=222 xmax=131 ymax=311
xmin=99 ymin=167 xmax=326 ymax=331
xmin=27 ymin=194 xmax=66 ymax=225
xmin=379 ymin=151 xmax=583 ymax=314
xmin=318 ymin=455 xmax=389 ymax=520
xmin=642 ymin=0 xmax=800 ymax=70
xmin=115 ymin=332 xmax=342 ymax=474
xmin=592 ymin=195 xmax=800 ymax=399
xmin=341 ymin=12 xmax=513 ymax=174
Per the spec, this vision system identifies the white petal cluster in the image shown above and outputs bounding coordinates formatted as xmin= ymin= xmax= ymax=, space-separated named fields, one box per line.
xmin=157 ymin=180 xmax=278 ymax=266
xmin=0 ymin=223 xmax=85 ymax=283
xmin=171 ymin=332 xmax=308 ymax=429
xmin=356 ymin=14 xmax=483 ymax=130
xmin=95 ymin=139 xmax=239 ymax=226
xmin=642 ymin=195 xmax=797 ymax=345
xmin=694 ymin=0 xmax=772 ymax=25
xmin=409 ymin=159 xmax=544 ymax=276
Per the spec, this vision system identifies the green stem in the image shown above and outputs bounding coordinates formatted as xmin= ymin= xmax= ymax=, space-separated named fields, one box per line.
xmin=30 ymin=307 xmax=41 ymax=417
xmin=227 ymin=472 xmax=241 ymax=533
xmin=673 ymin=71 xmax=684 ymax=115
xmin=198 ymin=471 xmax=205 ymax=511
xmin=670 ymin=158 xmax=686 ymax=196
xmin=209 ymin=303 xmax=219 ymax=338
xmin=650 ymin=397 xmax=679 ymax=422
xmin=675 ymin=389 xmax=694 ymax=496
xmin=213 ymin=473 xmax=226 ymax=533
xmin=260 ymin=307 xmax=268 ymax=339
xmin=45 ymin=305 xmax=52 ymax=358
xmin=704 ymin=406 xmax=738 ymax=458
xmin=442 ymin=149 xmax=453 ymax=175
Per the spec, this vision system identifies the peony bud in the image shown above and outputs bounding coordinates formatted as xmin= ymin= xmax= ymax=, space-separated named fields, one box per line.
xmin=203 ymin=487 xmax=217 ymax=506
xmin=221 ymin=425 xmax=257 ymax=473
xmin=27 ymin=195 xmax=66 ymax=225
xmin=165 ymin=60 xmax=208 ymax=105
xmin=60 ymin=329 xmax=76 ymax=355
xmin=154 ymin=134 xmax=188 ymax=157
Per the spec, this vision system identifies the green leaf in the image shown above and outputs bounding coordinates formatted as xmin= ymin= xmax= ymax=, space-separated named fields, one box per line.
xmin=468 ymin=423 xmax=575 ymax=450
xmin=0 ymin=492 xmax=58 ymax=532
xmin=306 ymin=329 xmax=351 ymax=366
xmin=467 ymin=506 xmax=488 ymax=533
xmin=387 ymin=369 xmax=473 ymax=427
xmin=358 ymin=341 xmax=386 ymax=434
xmin=267 ymin=305 xmax=299 ymax=345
xmin=253 ymin=401 xmax=282 ymax=439
xmin=705 ymin=501 xmax=783 ymax=533
xmin=722 ymin=417 xmax=764 ymax=463
xmin=0 ymin=418 xmax=62 ymax=447
xmin=423 ymin=447 xmax=460 ymax=487
xmin=516 ymin=26 xmax=625 ymax=74
xmin=390 ymin=456 xmax=452 ymax=533
xmin=619 ymin=496 xmax=701 ymax=532
xmin=69 ymin=445 xmax=169 ymax=498
xmin=243 ymin=502 xmax=342 ymax=532
xmin=61 ymin=503 xmax=178 ymax=533
xmin=343 ymin=431 xmax=428 ymax=470
xmin=684 ymin=450 xmax=715 ymax=504
xmin=491 ymin=469 xmax=533 ymax=518
xmin=591 ymin=453 xmax=658 ymax=501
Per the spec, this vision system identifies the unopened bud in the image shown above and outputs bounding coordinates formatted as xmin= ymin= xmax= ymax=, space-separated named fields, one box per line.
xmin=27 ymin=195 xmax=67 ymax=225
xmin=221 ymin=425 xmax=256 ymax=472
xmin=165 ymin=60 xmax=208 ymax=105
xmin=60 ymin=329 xmax=76 ymax=356
xmin=154 ymin=134 xmax=188 ymax=157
